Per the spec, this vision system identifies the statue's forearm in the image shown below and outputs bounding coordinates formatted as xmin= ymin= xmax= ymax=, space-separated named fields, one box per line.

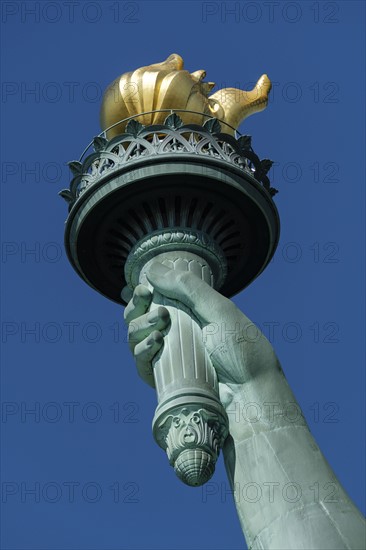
xmin=222 ymin=367 xmax=365 ymax=550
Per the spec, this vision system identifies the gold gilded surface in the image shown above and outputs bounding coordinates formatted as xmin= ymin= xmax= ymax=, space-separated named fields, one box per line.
xmin=100 ymin=54 xmax=271 ymax=138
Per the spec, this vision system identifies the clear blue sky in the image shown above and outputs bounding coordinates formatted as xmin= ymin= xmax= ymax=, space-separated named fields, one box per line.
xmin=1 ymin=1 xmax=365 ymax=549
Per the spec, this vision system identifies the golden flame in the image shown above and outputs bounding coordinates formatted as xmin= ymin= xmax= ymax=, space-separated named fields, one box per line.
xmin=100 ymin=53 xmax=271 ymax=138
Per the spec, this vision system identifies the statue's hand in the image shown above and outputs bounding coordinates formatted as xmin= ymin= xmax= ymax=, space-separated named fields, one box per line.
xmin=123 ymin=262 xmax=279 ymax=393
xmin=123 ymin=284 xmax=170 ymax=388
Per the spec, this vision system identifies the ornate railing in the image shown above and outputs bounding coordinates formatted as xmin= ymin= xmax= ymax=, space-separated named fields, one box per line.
xmin=78 ymin=109 xmax=242 ymax=161
xmin=60 ymin=114 xmax=278 ymax=210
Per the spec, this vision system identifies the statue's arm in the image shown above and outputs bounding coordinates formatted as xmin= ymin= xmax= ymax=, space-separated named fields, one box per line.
xmin=125 ymin=264 xmax=366 ymax=550
xmin=220 ymin=368 xmax=365 ymax=550
xmin=201 ymin=314 xmax=365 ymax=549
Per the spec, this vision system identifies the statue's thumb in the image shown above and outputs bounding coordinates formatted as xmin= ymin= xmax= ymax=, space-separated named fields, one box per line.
xmin=145 ymin=262 xmax=191 ymax=303
xmin=145 ymin=262 xmax=210 ymax=323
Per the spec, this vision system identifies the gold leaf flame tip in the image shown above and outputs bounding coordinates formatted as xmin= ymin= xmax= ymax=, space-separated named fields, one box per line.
xmin=100 ymin=54 xmax=271 ymax=138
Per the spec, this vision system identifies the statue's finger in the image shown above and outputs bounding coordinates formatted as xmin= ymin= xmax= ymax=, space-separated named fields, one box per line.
xmin=121 ymin=286 xmax=133 ymax=303
xmin=128 ymin=306 xmax=170 ymax=353
xmin=134 ymin=330 xmax=164 ymax=388
xmin=124 ymin=284 xmax=152 ymax=324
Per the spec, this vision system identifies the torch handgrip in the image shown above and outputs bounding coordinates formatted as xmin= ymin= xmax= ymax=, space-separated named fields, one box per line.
xmin=139 ymin=254 xmax=220 ymax=402
xmin=150 ymin=288 xmax=219 ymax=402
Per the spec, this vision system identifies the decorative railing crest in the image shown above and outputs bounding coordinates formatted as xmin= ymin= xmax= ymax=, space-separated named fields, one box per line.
xmin=60 ymin=114 xmax=278 ymax=210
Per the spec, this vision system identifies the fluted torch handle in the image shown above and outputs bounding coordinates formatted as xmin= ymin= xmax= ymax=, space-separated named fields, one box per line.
xmin=139 ymin=253 xmax=219 ymax=403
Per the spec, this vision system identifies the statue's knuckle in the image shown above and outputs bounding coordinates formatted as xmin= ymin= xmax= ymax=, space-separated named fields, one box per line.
xmin=128 ymin=321 xmax=139 ymax=341
xmin=157 ymin=306 xmax=170 ymax=321
xmin=134 ymin=284 xmax=151 ymax=304
xmin=151 ymin=330 xmax=163 ymax=345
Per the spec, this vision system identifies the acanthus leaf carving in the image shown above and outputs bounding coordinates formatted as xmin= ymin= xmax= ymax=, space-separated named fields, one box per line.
xmin=125 ymin=119 xmax=144 ymax=137
xmin=67 ymin=160 xmax=83 ymax=176
xmin=237 ymin=134 xmax=252 ymax=151
xmin=164 ymin=113 xmax=183 ymax=129
xmin=203 ymin=117 xmax=221 ymax=134
xmin=93 ymin=136 xmax=108 ymax=152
